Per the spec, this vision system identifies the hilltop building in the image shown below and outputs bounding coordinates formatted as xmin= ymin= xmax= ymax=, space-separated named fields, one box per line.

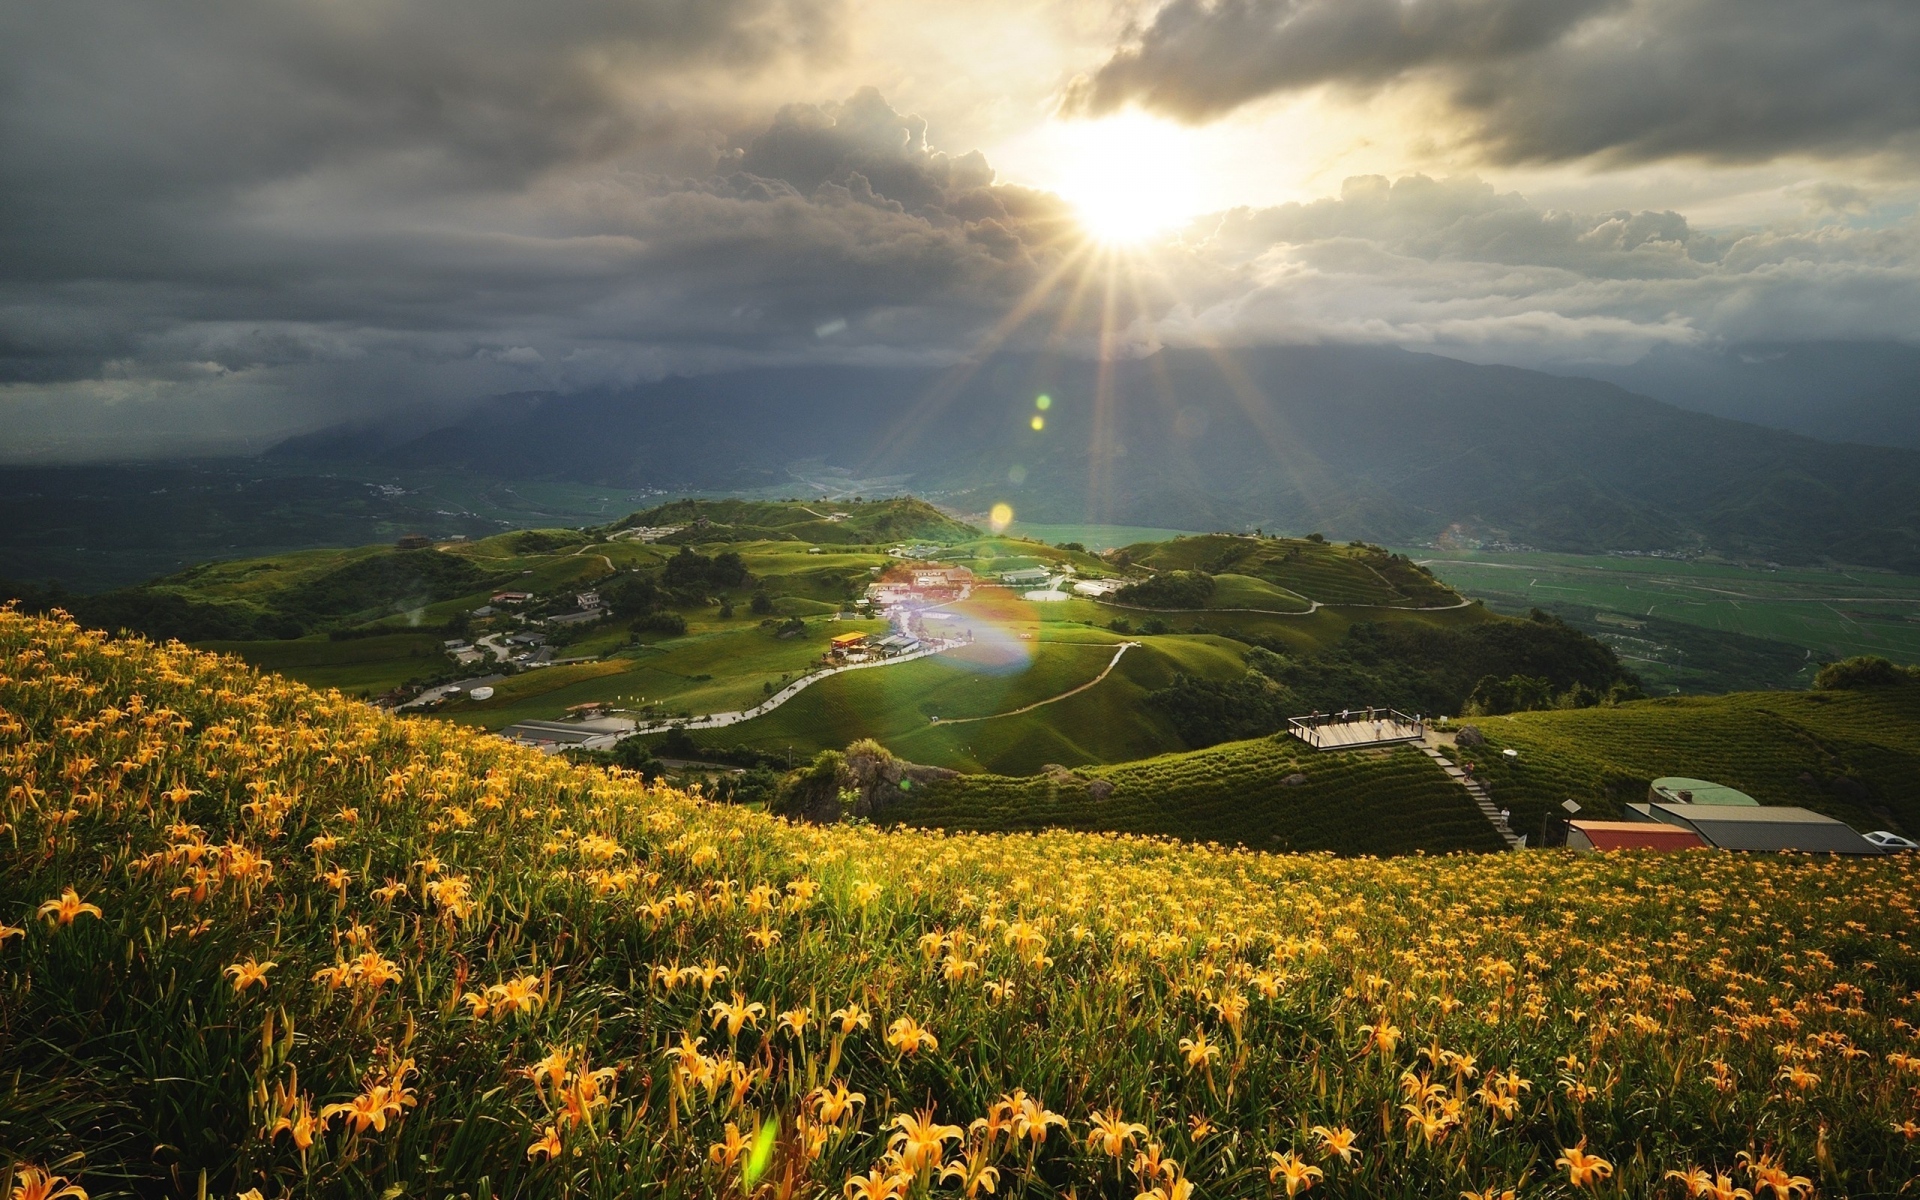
xmin=1001 ymin=567 xmax=1051 ymax=585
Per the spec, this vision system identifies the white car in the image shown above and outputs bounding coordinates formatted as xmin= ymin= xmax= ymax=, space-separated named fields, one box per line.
xmin=1863 ymin=830 xmax=1919 ymax=853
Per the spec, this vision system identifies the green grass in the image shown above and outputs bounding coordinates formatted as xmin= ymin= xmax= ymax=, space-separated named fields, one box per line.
xmin=894 ymin=738 xmax=1506 ymax=855
xmin=1205 ymin=573 xmax=1313 ymax=612
xmin=1448 ymin=684 xmax=1920 ymax=844
xmin=194 ymin=633 xmax=455 ymax=694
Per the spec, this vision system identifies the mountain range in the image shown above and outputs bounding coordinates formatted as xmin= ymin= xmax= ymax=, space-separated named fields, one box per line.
xmin=275 ymin=344 xmax=1920 ymax=572
xmin=1568 ymin=341 xmax=1920 ymax=451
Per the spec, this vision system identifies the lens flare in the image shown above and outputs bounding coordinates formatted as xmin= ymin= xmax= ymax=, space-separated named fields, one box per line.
xmin=1030 ymin=415 xmax=1045 ymax=431
xmin=1035 ymin=394 xmax=1052 ymax=411
xmin=989 ymin=502 xmax=1014 ymax=531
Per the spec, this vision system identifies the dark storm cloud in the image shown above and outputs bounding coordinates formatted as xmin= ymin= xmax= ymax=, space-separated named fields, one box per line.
xmin=1066 ymin=0 xmax=1920 ymax=164
xmin=0 ymin=0 xmax=1077 ymax=455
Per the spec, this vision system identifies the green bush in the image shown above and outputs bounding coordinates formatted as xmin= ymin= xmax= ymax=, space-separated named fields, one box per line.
xmin=1814 ymin=655 xmax=1920 ymax=689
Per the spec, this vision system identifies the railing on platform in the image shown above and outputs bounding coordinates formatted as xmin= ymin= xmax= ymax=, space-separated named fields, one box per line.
xmin=1286 ymin=708 xmax=1424 ymax=749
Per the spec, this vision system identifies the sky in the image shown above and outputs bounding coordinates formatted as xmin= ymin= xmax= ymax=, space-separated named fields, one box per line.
xmin=3 ymin=0 xmax=1918 ymax=459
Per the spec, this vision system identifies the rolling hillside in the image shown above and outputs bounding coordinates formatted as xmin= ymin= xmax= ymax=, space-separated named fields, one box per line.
xmin=1121 ymin=533 xmax=1457 ymax=608
xmin=4 ymin=608 xmax=1918 ymax=1199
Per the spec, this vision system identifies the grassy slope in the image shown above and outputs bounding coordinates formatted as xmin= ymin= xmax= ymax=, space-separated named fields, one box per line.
xmin=1128 ymin=534 xmax=1458 ymax=608
xmin=896 ymin=738 xmax=1506 ymax=855
xmin=1449 ymin=685 xmax=1920 ymax=843
xmin=699 ymin=633 xmax=1243 ymax=773
xmin=5 ymin=610 xmax=1919 ymax=1200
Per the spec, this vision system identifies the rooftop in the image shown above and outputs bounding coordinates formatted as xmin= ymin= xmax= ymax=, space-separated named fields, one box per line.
xmin=1569 ymin=820 xmax=1707 ymax=852
xmin=1650 ymin=776 xmax=1758 ymax=806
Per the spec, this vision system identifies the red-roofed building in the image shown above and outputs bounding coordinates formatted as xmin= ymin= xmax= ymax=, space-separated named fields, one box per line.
xmin=1568 ymin=820 xmax=1707 ymax=853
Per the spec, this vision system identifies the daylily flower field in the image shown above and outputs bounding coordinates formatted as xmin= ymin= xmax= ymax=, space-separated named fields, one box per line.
xmin=2 ymin=607 xmax=1918 ymax=1199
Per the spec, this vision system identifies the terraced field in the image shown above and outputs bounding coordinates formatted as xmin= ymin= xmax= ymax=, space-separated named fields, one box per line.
xmin=1451 ymin=684 xmax=1920 ymax=844
xmin=895 ymin=737 xmax=1505 ymax=854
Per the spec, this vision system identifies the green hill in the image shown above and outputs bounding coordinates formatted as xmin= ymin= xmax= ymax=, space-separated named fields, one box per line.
xmin=887 ymin=736 xmax=1504 ymax=855
xmin=615 ymin=496 xmax=977 ymax=546
xmin=1119 ymin=533 xmax=1458 ymax=609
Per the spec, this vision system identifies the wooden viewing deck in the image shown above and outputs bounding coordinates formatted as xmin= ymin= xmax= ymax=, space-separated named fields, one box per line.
xmin=1287 ymin=710 xmax=1425 ymax=750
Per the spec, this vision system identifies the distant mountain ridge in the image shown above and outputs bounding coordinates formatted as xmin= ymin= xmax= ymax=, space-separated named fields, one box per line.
xmin=1569 ymin=341 xmax=1920 ymax=450
xmin=273 ymin=344 xmax=1920 ymax=572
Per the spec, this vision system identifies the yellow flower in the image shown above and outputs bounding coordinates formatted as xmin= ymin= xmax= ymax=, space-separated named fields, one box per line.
xmin=1309 ymin=1124 xmax=1361 ymax=1164
xmin=527 ymin=1125 xmax=562 ymax=1162
xmin=37 ymin=888 xmax=102 ymax=927
xmin=1268 ymin=1150 xmax=1324 ymax=1197
xmin=810 ymin=1080 xmax=867 ymax=1126
xmin=8 ymin=1167 xmax=89 ymax=1200
xmin=842 ymin=1167 xmax=909 ymax=1200
xmin=710 ymin=993 xmax=767 ymax=1039
xmin=885 ymin=1015 xmax=938 ymax=1055
xmin=1557 ymin=1142 xmax=1614 ymax=1189
xmin=1087 ymin=1108 xmax=1148 ymax=1158
xmin=1178 ymin=1030 xmax=1219 ymax=1070
xmin=709 ymin=1121 xmax=752 ymax=1170
xmin=831 ymin=1003 xmax=872 ymax=1034
xmin=224 ymin=957 xmax=276 ymax=993
xmin=778 ymin=1007 xmax=811 ymax=1038
xmin=886 ymin=1109 xmax=963 ymax=1174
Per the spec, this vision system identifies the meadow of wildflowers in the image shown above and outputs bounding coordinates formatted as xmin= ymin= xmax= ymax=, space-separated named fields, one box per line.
xmin=2 ymin=607 xmax=1918 ymax=1199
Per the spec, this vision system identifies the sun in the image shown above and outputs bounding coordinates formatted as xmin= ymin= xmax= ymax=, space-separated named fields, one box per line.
xmin=1044 ymin=112 xmax=1203 ymax=245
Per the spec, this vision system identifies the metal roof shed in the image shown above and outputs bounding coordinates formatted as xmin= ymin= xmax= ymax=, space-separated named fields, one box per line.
xmin=1642 ymin=803 xmax=1882 ymax=854
xmin=1568 ymin=820 xmax=1707 ymax=853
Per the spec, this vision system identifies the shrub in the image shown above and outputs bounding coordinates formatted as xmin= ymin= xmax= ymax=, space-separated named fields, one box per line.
xmin=1114 ymin=570 xmax=1216 ymax=609
xmin=1814 ymin=655 xmax=1919 ymax=689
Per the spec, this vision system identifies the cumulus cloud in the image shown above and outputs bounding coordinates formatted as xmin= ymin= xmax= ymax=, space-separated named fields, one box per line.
xmin=1066 ymin=0 xmax=1920 ymax=165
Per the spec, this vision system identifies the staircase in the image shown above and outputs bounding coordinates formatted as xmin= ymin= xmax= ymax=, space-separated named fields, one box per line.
xmin=1419 ymin=742 xmax=1526 ymax=851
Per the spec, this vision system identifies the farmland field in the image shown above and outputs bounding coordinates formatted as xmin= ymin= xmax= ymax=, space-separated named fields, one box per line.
xmin=1418 ymin=550 xmax=1920 ymax=690
xmin=5 ymin=609 xmax=1918 ymax=1200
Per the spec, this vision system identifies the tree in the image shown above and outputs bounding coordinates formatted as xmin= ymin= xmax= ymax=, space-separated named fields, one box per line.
xmin=750 ymin=590 xmax=774 ymax=615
